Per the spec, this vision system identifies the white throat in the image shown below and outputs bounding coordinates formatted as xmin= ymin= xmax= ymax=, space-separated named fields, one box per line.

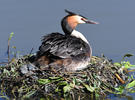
xmin=71 ymin=30 xmax=89 ymax=44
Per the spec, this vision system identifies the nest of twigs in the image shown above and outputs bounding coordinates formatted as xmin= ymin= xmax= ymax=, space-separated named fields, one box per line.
xmin=0 ymin=55 xmax=128 ymax=100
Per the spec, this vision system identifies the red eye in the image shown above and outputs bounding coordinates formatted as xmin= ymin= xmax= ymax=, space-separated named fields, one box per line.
xmin=81 ymin=18 xmax=85 ymax=21
xmin=81 ymin=18 xmax=84 ymax=20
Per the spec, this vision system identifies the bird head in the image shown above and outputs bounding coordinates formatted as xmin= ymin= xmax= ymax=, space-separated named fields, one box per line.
xmin=65 ymin=9 xmax=99 ymax=25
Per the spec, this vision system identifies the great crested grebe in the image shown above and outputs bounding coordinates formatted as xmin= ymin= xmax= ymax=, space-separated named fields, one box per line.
xmin=29 ymin=10 xmax=98 ymax=72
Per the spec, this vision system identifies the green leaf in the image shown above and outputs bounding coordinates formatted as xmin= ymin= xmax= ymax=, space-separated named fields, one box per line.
xmin=82 ymin=83 xmax=95 ymax=92
xmin=11 ymin=67 xmax=15 ymax=73
xmin=124 ymin=63 xmax=130 ymax=69
xmin=3 ymin=69 xmax=10 ymax=76
xmin=57 ymin=81 xmax=68 ymax=86
xmin=55 ymin=87 xmax=60 ymax=92
xmin=128 ymin=88 xmax=135 ymax=93
xmin=122 ymin=61 xmax=134 ymax=69
xmin=12 ymin=46 xmax=16 ymax=49
xmin=115 ymin=86 xmax=124 ymax=94
xmin=69 ymin=83 xmax=75 ymax=88
xmin=49 ymin=77 xmax=63 ymax=81
xmin=8 ymin=32 xmax=14 ymax=41
xmin=38 ymin=79 xmax=51 ymax=84
xmin=114 ymin=62 xmax=121 ymax=67
xmin=22 ymin=90 xmax=36 ymax=99
xmin=63 ymin=85 xmax=71 ymax=93
xmin=126 ymin=80 xmax=135 ymax=89
xmin=40 ymin=98 xmax=45 ymax=100
xmin=49 ymin=77 xmax=63 ymax=83
xmin=130 ymin=65 xmax=135 ymax=67
xmin=124 ymin=54 xmax=134 ymax=58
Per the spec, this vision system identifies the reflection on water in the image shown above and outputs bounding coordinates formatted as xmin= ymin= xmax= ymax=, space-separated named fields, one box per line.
xmin=108 ymin=93 xmax=134 ymax=100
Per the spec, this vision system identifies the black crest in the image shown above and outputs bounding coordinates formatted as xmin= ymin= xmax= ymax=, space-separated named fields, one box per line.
xmin=65 ymin=9 xmax=87 ymax=19
xmin=65 ymin=9 xmax=77 ymax=15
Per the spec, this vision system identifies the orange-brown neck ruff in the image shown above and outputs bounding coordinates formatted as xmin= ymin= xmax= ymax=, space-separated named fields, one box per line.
xmin=66 ymin=16 xmax=78 ymax=30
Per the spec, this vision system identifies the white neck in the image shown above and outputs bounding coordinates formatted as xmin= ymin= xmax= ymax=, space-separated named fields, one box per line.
xmin=71 ymin=30 xmax=89 ymax=44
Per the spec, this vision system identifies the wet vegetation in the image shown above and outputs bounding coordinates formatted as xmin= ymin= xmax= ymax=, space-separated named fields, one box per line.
xmin=0 ymin=33 xmax=135 ymax=100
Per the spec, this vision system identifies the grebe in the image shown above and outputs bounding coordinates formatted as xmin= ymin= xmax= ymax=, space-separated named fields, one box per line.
xmin=30 ymin=10 xmax=98 ymax=72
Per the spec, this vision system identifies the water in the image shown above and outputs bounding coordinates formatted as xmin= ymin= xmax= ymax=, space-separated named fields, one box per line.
xmin=0 ymin=0 xmax=135 ymax=99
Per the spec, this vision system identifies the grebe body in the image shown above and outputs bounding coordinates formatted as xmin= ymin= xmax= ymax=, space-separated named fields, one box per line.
xmin=30 ymin=10 xmax=98 ymax=72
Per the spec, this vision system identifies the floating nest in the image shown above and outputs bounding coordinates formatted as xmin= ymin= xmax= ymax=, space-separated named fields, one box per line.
xmin=0 ymin=55 xmax=128 ymax=100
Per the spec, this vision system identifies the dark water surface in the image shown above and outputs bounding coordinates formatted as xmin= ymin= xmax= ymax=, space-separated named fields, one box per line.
xmin=0 ymin=0 xmax=135 ymax=99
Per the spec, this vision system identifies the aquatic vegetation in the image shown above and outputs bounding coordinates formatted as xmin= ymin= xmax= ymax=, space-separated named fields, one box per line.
xmin=114 ymin=54 xmax=135 ymax=94
xmin=0 ymin=33 xmax=135 ymax=100
xmin=0 ymin=55 xmax=131 ymax=100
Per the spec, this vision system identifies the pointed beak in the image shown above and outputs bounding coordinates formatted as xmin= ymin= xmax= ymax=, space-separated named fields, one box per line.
xmin=85 ymin=19 xmax=99 ymax=24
